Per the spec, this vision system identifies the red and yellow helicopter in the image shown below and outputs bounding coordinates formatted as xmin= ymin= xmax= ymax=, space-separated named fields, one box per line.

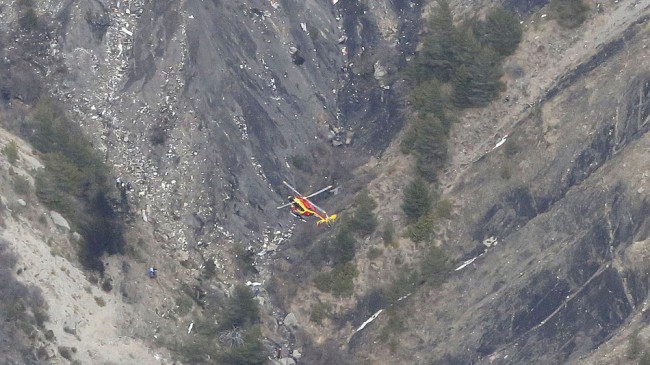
xmin=277 ymin=181 xmax=337 ymax=227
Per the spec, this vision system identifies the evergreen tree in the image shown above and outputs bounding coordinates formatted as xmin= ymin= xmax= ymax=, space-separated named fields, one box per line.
xmin=410 ymin=79 xmax=448 ymax=122
xmin=452 ymin=40 xmax=504 ymax=108
xmin=476 ymin=8 xmax=522 ymax=57
xmin=408 ymin=0 xmax=456 ymax=83
xmin=331 ymin=226 xmax=356 ymax=264
xmin=412 ymin=114 xmax=448 ymax=181
xmin=452 ymin=26 xmax=481 ymax=68
xmin=219 ymin=284 xmax=260 ymax=330
xmin=353 ymin=190 xmax=378 ymax=236
xmin=420 ymin=245 xmax=450 ymax=286
xmin=402 ymin=177 xmax=432 ymax=221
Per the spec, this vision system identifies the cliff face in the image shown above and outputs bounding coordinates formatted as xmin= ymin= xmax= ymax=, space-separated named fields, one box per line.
xmin=0 ymin=0 xmax=420 ymax=246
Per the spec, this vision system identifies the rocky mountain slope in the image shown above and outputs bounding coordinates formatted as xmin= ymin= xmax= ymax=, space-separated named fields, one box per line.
xmin=347 ymin=1 xmax=650 ymax=364
xmin=2 ymin=0 xmax=650 ymax=364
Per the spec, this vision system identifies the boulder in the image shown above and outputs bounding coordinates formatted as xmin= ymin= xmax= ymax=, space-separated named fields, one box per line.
xmin=50 ymin=211 xmax=70 ymax=231
xmin=284 ymin=312 xmax=298 ymax=328
xmin=292 ymin=350 xmax=302 ymax=360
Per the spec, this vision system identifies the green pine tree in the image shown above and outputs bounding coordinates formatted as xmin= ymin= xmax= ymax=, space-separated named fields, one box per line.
xmin=476 ymin=7 xmax=522 ymax=57
xmin=452 ymin=41 xmax=504 ymax=108
xmin=407 ymin=0 xmax=456 ymax=83
xmin=410 ymin=79 xmax=448 ymax=122
xmin=352 ymin=190 xmax=378 ymax=236
xmin=402 ymin=177 xmax=432 ymax=221
xmin=219 ymin=284 xmax=260 ymax=330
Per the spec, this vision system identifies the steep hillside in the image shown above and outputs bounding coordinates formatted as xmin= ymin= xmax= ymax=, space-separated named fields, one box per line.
xmin=2 ymin=0 xmax=650 ymax=364
xmin=0 ymin=0 xmax=421 ymax=363
xmin=0 ymin=129 xmax=175 ymax=364
xmin=346 ymin=1 xmax=650 ymax=364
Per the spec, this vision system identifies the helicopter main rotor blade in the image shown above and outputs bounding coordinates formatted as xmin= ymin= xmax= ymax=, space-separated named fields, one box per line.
xmin=306 ymin=185 xmax=333 ymax=199
xmin=283 ymin=181 xmax=333 ymax=199
xmin=282 ymin=181 xmax=302 ymax=196
xmin=277 ymin=202 xmax=293 ymax=210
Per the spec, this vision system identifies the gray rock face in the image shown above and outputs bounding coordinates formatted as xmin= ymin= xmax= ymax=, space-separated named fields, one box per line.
xmin=11 ymin=0 xmax=422 ymax=249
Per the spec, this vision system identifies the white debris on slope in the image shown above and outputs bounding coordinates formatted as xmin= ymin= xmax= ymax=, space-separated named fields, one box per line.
xmin=354 ymin=309 xmax=383 ymax=333
xmin=455 ymin=257 xmax=478 ymax=271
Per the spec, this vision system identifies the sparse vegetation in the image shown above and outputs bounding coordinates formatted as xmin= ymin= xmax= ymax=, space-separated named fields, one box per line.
xmin=101 ymin=278 xmax=113 ymax=292
xmin=640 ymin=352 xmax=650 ymax=365
xmin=420 ymin=245 xmax=451 ymax=286
xmin=382 ymin=222 xmax=395 ymax=247
xmin=379 ymin=308 xmax=406 ymax=343
xmin=44 ymin=329 xmax=55 ymax=341
xmin=367 ymin=247 xmax=383 ymax=260
xmin=310 ymin=302 xmax=332 ymax=325
xmin=627 ymin=330 xmax=643 ymax=360
xmin=504 ymin=138 xmax=520 ymax=157
xmin=291 ymin=155 xmax=312 ymax=173
xmin=149 ymin=124 xmax=167 ymax=145
xmin=314 ymin=262 xmax=358 ymax=297
xmin=625 ymin=330 xmax=650 ymax=365
xmin=405 ymin=214 xmax=436 ymax=243
xmin=12 ymin=175 xmax=30 ymax=196
xmin=3 ymin=140 xmax=19 ymax=164
xmin=435 ymin=199 xmax=453 ymax=219
xmin=383 ymin=269 xmax=420 ymax=304
xmin=550 ymin=0 xmax=589 ymax=29
xmin=94 ymin=296 xmax=106 ymax=307
xmin=500 ymin=165 xmax=512 ymax=180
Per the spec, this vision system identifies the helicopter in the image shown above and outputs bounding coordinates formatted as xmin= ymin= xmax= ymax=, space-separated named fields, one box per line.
xmin=277 ymin=181 xmax=337 ymax=227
